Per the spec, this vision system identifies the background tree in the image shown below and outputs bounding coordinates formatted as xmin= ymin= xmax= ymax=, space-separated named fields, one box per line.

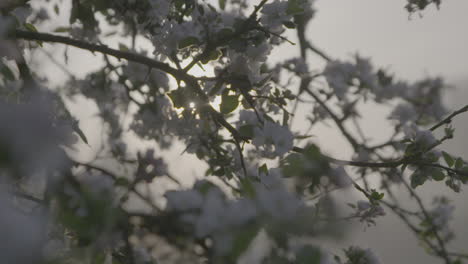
xmin=0 ymin=0 xmax=466 ymax=263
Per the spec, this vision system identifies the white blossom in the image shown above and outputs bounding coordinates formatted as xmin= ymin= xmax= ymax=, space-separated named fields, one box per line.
xmin=0 ymin=188 xmax=47 ymax=264
xmin=0 ymin=15 xmax=21 ymax=60
xmin=345 ymin=246 xmax=382 ymax=264
xmin=389 ymin=103 xmax=417 ymax=125
xmin=133 ymin=245 xmax=153 ymax=264
xmin=357 ymin=200 xmax=371 ymax=211
xmin=152 ymin=20 xmax=202 ymax=58
xmin=329 ymin=166 xmax=352 ymax=188
xmin=255 ymin=169 xmax=304 ymax=221
xmin=403 ymin=124 xmax=437 ymax=147
xmin=252 ymin=121 xmax=294 ymax=157
xmin=323 ymin=60 xmax=354 ymax=100
xmin=260 ymin=0 xmax=291 ymax=34
xmin=69 ymin=26 xmax=101 ymax=43
xmin=165 ymin=189 xmax=204 ymax=212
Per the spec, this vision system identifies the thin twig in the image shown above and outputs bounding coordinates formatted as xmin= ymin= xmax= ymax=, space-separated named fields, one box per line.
xmin=430 ymin=105 xmax=468 ymax=131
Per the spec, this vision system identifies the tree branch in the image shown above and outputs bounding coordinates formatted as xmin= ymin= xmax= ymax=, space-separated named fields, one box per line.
xmin=430 ymin=104 xmax=468 ymax=131
xmin=15 ymin=29 xmax=247 ymax=143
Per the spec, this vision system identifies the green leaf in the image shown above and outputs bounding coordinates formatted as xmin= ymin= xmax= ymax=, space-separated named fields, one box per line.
xmin=286 ymin=0 xmax=305 ymax=15
xmin=239 ymin=124 xmax=255 ymax=139
xmin=283 ymin=21 xmax=296 ymax=29
xmin=281 ymin=144 xmax=329 ymax=189
xmin=54 ymin=4 xmax=60 ymax=15
xmin=239 ymin=177 xmax=256 ymax=198
xmin=445 ymin=178 xmax=461 ymax=193
xmin=201 ymin=49 xmax=222 ymax=64
xmin=282 ymin=111 xmax=290 ymax=126
xmin=93 ymin=253 xmax=107 ymax=264
xmin=70 ymin=1 xmax=97 ymax=27
xmin=220 ymin=94 xmax=239 ymax=114
xmin=444 ymin=126 xmax=455 ymax=138
xmin=24 ymin=23 xmax=38 ymax=32
xmin=219 ymin=0 xmax=226 ymax=10
xmin=401 ymin=163 xmax=408 ymax=173
xmin=227 ymin=224 xmax=259 ymax=262
xmin=118 ymin=43 xmax=129 ymax=52
xmin=370 ymin=190 xmax=385 ymax=200
xmin=217 ymin=28 xmax=233 ymax=40
xmin=0 ymin=63 xmax=16 ymax=81
xmin=54 ymin=26 xmax=71 ymax=33
xmin=195 ymin=181 xmax=218 ymax=195
xmin=458 ymin=166 xmax=468 ymax=184
xmin=213 ymin=168 xmax=225 ymax=176
xmin=295 ymin=245 xmax=322 ymax=264
xmin=178 ymin=36 xmax=200 ymax=49
xmin=442 ymin=151 xmax=454 ymax=167
xmin=410 ymin=171 xmax=427 ymax=188
xmin=114 ymin=177 xmax=130 ymax=187
xmin=455 ymin=158 xmax=464 ymax=169
xmin=431 ymin=168 xmax=446 ymax=181
xmin=258 ymin=163 xmax=268 ymax=176
xmin=167 ymin=88 xmax=187 ymax=108
xmin=295 ymin=134 xmax=314 ymax=140
xmin=72 ymin=120 xmax=89 ymax=145
xmin=24 ymin=23 xmax=43 ymax=46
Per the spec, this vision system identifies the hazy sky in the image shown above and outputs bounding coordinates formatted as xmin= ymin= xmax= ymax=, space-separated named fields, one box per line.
xmin=309 ymin=0 xmax=468 ymax=81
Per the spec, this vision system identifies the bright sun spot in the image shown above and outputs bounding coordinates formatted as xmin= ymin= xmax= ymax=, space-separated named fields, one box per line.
xmin=189 ymin=102 xmax=196 ymax=108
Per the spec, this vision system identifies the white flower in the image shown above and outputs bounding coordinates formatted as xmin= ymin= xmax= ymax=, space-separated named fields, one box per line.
xmin=149 ymin=0 xmax=171 ymax=20
xmin=11 ymin=6 xmax=32 ymax=23
xmin=255 ymin=169 xmax=303 ymax=221
xmin=152 ymin=20 xmax=202 ymax=58
xmin=165 ymin=189 xmax=204 ymax=212
xmin=329 ymin=166 xmax=352 ymax=188
xmin=389 ymin=103 xmax=417 ymax=125
xmin=357 ymin=200 xmax=371 ymax=211
xmin=431 ymin=203 xmax=454 ymax=228
xmin=403 ymin=124 xmax=437 ymax=147
xmin=345 ymin=246 xmax=382 ymax=264
xmin=0 ymin=15 xmax=21 ymax=60
xmin=260 ymin=0 xmax=291 ymax=34
xmin=133 ymin=245 xmax=153 ymax=264
xmin=428 ymin=197 xmax=454 ymax=241
xmin=69 ymin=26 xmax=101 ymax=43
xmin=224 ymin=198 xmax=258 ymax=226
xmin=253 ymin=121 xmax=294 ymax=157
xmin=354 ymin=56 xmax=380 ymax=92
xmin=363 ymin=248 xmax=382 ymax=264
xmin=77 ymin=171 xmax=115 ymax=195
xmin=195 ymin=189 xmax=226 ymax=237
xmin=0 ymin=188 xmax=47 ymax=264
xmin=323 ymin=60 xmax=354 ymax=100
xmin=0 ymin=96 xmax=72 ymax=184
xmin=285 ymin=58 xmax=309 ymax=76
xmin=227 ymin=52 xmax=265 ymax=84
xmin=246 ymin=42 xmax=272 ymax=63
